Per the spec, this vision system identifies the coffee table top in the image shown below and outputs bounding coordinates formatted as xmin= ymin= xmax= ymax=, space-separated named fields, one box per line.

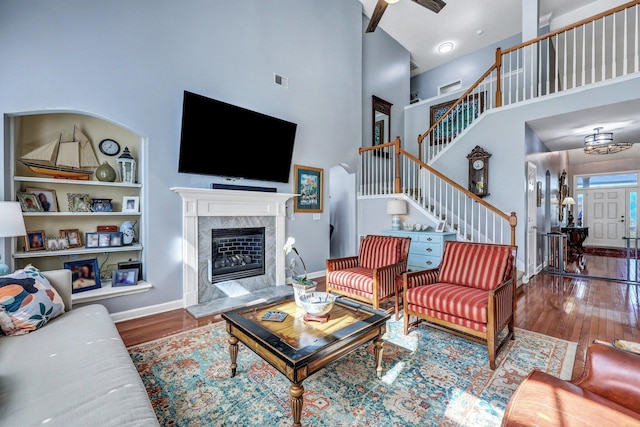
xmin=222 ymin=295 xmax=390 ymax=364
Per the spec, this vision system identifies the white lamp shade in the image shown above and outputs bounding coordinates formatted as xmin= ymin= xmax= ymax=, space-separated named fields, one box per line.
xmin=386 ymin=200 xmax=407 ymax=215
xmin=0 ymin=202 xmax=27 ymax=237
xmin=562 ymin=197 xmax=576 ymax=206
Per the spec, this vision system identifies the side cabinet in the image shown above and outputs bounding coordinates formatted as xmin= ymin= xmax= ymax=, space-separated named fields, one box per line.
xmin=381 ymin=230 xmax=457 ymax=271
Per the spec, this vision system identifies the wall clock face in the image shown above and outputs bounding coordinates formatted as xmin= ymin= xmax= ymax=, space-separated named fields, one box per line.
xmin=473 ymin=159 xmax=484 ymax=170
xmin=99 ymin=139 xmax=121 ymax=156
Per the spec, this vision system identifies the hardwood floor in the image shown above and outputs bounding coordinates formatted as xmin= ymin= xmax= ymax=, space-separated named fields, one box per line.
xmin=116 ymin=254 xmax=640 ymax=380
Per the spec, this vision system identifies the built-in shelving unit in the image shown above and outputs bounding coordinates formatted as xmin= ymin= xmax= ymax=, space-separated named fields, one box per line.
xmin=8 ymin=112 xmax=150 ymax=304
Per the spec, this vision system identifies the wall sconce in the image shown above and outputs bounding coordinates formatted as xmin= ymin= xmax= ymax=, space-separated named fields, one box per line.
xmin=0 ymin=202 xmax=27 ymax=275
xmin=386 ymin=199 xmax=407 ymax=230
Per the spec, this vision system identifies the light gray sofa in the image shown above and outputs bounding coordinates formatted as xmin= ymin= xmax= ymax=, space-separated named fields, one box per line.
xmin=0 ymin=269 xmax=159 ymax=426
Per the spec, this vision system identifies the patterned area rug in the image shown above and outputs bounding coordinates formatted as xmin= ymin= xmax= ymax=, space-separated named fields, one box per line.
xmin=128 ymin=318 xmax=576 ymax=426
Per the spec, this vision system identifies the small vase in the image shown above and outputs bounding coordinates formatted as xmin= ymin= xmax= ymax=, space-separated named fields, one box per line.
xmin=292 ymin=279 xmax=317 ymax=307
xmin=95 ymin=161 xmax=117 ymax=182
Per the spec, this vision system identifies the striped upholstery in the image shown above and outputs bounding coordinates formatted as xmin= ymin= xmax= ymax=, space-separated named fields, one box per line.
xmin=438 ymin=241 xmax=513 ymax=291
xmin=406 ymin=283 xmax=489 ymax=324
xmin=408 ymin=304 xmax=486 ymax=333
xmin=358 ymin=236 xmax=402 ymax=269
xmin=327 ymin=267 xmax=374 ymax=295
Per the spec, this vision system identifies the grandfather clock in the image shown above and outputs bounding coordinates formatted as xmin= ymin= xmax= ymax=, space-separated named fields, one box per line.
xmin=467 ymin=145 xmax=491 ymax=198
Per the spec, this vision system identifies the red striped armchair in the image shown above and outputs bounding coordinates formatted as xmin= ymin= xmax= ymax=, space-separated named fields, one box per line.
xmin=402 ymin=241 xmax=517 ymax=369
xmin=326 ymin=235 xmax=411 ymax=311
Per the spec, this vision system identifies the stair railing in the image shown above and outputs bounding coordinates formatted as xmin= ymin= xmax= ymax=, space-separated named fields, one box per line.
xmin=418 ymin=0 xmax=640 ymax=163
xmin=360 ymin=139 xmax=517 ymax=246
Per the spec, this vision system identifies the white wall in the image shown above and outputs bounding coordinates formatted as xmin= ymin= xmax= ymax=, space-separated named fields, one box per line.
xmin=0 ymin=0 xmax=373 ymax=314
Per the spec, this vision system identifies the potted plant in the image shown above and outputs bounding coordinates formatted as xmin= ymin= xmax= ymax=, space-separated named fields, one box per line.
xmin=284 ymin=236 xmax=316 ymax=306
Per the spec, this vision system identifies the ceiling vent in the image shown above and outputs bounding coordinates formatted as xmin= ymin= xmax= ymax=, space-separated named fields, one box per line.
xmin=410 ymin=58 xmax=420 ymax=72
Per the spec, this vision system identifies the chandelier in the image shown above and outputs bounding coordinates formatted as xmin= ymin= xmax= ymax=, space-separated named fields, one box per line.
xmin=584 ymin=127 xmax=633 ymax=155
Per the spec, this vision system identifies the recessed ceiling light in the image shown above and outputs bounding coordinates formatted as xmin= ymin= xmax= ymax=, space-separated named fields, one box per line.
xmin=477 ymin=29 xmax=484 ymax=35
xmin=384 ymin=0 xmax=400 ymax=3
xmin=437 ymin=42 xmax=454 ymax=54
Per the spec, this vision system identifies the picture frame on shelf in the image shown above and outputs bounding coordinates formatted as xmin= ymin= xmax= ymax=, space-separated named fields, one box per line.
xmin=46 ymin=237 xmax=69 ymax=251
xmin=27 ymin=188 xmax=59 ymax=212
xmin=17 ymin=192 xmax=43 ymax=212
xmin=85 ymin=232 xmax=99 ymax=248
xmin=67 ymin=193 xmax=93 ymax=212
xmin=64 ymin=258 xmax=101 ymax=294
xmin=25 ymin=230 xmax=46 ymax=251
xmin=60 ymin=229 xmax=82 ymax=248
xmin=98 ymin=233 xmax=111 ymax=247
xmin=112 ymin=268 xmax=139 ymax=287
xmin=436 ymin=220 xmax=446 ymax=232
xmin=293 ymin=164 xmax=323 ymax=213
xmin=118 ymin=260 xmax=142 ymax=281
xmin=122 ymin=196 xmax=140 ymax=213
xmin=109 ymin=232 xmax=123 ymax=247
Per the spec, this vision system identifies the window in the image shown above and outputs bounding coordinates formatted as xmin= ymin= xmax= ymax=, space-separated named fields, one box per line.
xmin=576 ymin=173 xmax=638 ymax=188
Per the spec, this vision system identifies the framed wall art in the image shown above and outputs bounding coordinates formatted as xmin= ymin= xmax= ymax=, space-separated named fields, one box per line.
xmin=429 ymin=93 xmax=485 ymax=145
xmin=27 ymin=188 xmax=59 ymax=212
xmin=64 ymin=258 xmax=101 ymax=293
xmin=293 ymin=164 xmax=323 ymax=213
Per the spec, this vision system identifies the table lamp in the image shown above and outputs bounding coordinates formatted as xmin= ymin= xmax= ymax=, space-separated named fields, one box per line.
xmin=386 ymin=199 xmax=407 ymax=230
xmin=562 ymin=196 xmax=577 ymax=227
xmin=0 ymin=202 xmax=27 ymax=275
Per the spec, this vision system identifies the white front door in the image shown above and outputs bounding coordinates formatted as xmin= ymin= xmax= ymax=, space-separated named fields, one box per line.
xmin=587 ymin=188 xmax=626 ymax=247
xmin=526 ymin=162 xmax=537 ymax=279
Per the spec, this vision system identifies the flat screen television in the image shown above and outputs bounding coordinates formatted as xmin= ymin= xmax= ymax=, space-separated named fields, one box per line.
xmin=178 ymin=90 xmax=297 ymax=183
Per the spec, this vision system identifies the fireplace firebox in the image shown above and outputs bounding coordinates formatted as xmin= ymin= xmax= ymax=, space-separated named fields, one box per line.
xmin=211 ymin=227 xmax=265 ymax=283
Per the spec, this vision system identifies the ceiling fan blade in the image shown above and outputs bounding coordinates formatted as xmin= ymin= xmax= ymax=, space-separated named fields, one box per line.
xmin=411 ymin=0 xmax=446 ymax=14
xmin=366 ymin=0 xmax=389 ymax=33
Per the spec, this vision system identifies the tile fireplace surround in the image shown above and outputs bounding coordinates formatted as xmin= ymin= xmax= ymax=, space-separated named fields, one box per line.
xmin=172 ymin=187 xmax=296 ymax=317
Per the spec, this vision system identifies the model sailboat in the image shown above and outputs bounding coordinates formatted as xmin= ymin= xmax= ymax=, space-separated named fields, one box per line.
xmin=19 ymin=125 xmax=100 ymax=180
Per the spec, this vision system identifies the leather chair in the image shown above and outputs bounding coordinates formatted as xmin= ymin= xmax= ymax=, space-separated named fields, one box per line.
xmin=326 ymin=235 xmax=410 ymax=311
xmin=502 ymin=341 xmax=640 ymax=426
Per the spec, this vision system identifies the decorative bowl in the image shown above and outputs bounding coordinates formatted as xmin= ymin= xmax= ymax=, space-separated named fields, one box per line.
xmin=298 ymin=292 xmax=337 ymax=317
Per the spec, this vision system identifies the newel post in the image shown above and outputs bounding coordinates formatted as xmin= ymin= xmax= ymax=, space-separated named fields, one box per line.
xmin=509 ymin=212 xmax=517 ymax=246
xmin=417 ymin=134 xmax=423 ymax=162
xmin=495 ymin=48 xmax=502 ymax=108
xmin=394 ymin=137 xmax=402 ymax=193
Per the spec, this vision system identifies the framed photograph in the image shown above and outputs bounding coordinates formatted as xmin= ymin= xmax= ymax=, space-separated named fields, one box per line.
xmin=436 ymin=220 xmax=446 ymax=232
xmin=25 ymin=230 xmax=46 ymax=251
xmin=60 ymin=229 xmax=82 ymax=248
xmin=64 ymin=258 xmax=101 ymax=293
xmin=67 ymin=193 xmax=92 ymax=212
xmin=17 ymin=192 xmax=43 ymax=212
xmin=85 ymin=232 xmax=99 ymax=248
xmin=430 ymin=93 xmax=485 ymax=145
xmin=118 ymin=260 xmax=142 ymax=281
xmin=112 ymin=268 xmax=139 ymax=287
xmin=110 ymin=232 xmax=123 ymax=247
xmin=122 ymin=196 xmax=140 ymax=213
xmin=27 ymin=188 xmax=59 ymax=212
xmin=293 ymin=164 xmax=323 ymax=213
xmin=46 ymin=237 xmax=69 ymax=251
xmin=98 ymin=233 xmax=111 ymax=247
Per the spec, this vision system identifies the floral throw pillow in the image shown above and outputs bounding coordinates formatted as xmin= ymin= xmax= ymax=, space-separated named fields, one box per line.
xmin=0 ymin=265 xmax=65 ymax=336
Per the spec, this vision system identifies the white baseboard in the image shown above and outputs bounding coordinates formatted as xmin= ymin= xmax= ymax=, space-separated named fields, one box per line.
xmin=111 ymin=299 xmax=183 ymax=323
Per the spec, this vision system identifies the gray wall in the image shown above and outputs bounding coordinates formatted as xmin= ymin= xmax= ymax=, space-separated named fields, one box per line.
xmin=410 ymin=34 xmax=522 ymax=101
xmin=1 ymin=0 xmax=407 ymax=314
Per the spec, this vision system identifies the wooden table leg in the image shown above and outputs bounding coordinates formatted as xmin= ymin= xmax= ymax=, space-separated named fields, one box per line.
xmin=228 ymin=335 xmax=238 ymax=377
xmin=373 ymin=336 xmax=384 ymax=378
xmin=289 ymin=382 xmax=304 ymax=427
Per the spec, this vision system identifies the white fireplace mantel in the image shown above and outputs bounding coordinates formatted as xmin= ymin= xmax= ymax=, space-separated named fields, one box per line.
xmin=171 ymin=187 xmax=296 ymax=307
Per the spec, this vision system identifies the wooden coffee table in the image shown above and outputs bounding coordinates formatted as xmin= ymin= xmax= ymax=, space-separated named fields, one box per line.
xmin=221 ymin=296 xmax=390 ymax=426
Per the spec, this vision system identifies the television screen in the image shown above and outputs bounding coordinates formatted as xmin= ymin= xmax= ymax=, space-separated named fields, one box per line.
xmin=178 ymin=90 xmax=297 ymax=183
